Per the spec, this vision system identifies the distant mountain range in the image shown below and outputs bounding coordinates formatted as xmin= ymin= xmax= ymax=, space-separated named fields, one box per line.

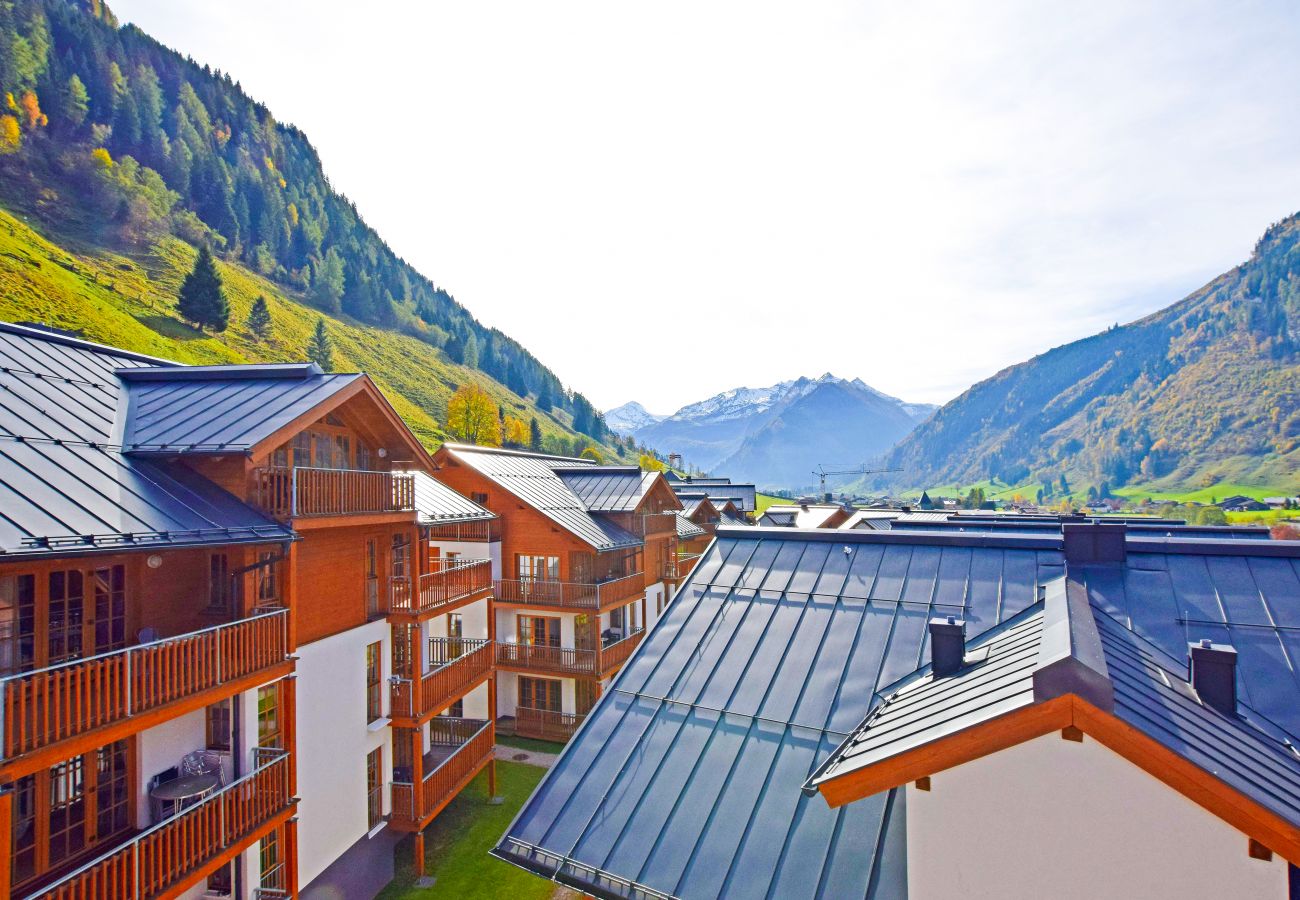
xmin=610 ymin=375 xmax=936 ymax=489
xmin=604 ymin=401 xmax=665 ymax=435
xmin=874 ymin=214 xmax=1300 ymax=495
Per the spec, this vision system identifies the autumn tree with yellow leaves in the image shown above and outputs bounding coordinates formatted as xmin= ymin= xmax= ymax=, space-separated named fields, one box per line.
xmin=447 ymin=384 xmax=501 ymax=447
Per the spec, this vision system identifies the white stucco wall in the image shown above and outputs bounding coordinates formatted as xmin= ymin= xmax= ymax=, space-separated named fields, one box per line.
xmin=906 ymin=732 xmax=1289 ymax=899
xmin=644 ymin=581 xmax=666 ymax=630
xmin=296 ymin=619 xmax=393 ymax=890
xmin=135 ymin=707 xmax=208 ymax=825
xmin=426 ymin=595 xmax=489 ymax=641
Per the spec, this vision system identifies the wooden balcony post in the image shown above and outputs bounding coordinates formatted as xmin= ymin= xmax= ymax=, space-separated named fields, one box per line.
xmin=413 ymin=830 xmax=426 ymax=878
xmin=285 ymin=539 xmax=299 ymax=653
xmin=285 ymin=816 xmax=301 ymax=899
xmin=488 ymin=679 xmax=499 ymax=798
xmin=0 ymin=786 xmax=11 ymax=900
xmin=283 ymin=675 xmax=299 ymax=798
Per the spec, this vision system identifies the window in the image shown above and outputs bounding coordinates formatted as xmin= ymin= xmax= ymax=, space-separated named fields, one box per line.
xmin=334 ymin=434 xmax=352 ymax=468
xmin=92 ymin=565 xmax=126 ymax=652
xmin=366 ymin=748 xmax=383 ymax=829
xmin=256 ymin=552 xmax=278 ymax=605
xmin=257 ymin=683 xmax=281 ymax=748
xmin=0 ymin=573 xmax=35 ymax=675
xmin=206 ymin=699 xmax=232 ymax=751
xmin=356 ymin=442 xmax=373 ymax=471
xmin=443 ymin=698 xmax=464 ymax=717
xmin=518 ymin=676 xmax=562 ymax=712
xmin=471 ymin=492 xmax=489 ymax=505
xmin=517 ymin=554 xmax=559 ymax=581
xmin=366 ymin=641 xmax=383 ymax=722
xmin=518 ymin=615 xmax=560 ymax=647
xmin=291 ymin=432 xmax=311 ymax=466
xmin=47 ymin=569 xmax=85 ymax=665
xmin=259 ymin=829 xmax=284 ymax=890
xmin=365 ymin=539 xmax=380 ymax=617
xmin=208 ymin=553 xmax=230 ymax=610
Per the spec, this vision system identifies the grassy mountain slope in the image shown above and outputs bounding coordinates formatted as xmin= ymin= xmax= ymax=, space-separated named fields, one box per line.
xmin=0 ymin=205 xmax=627 ymax=456
xmin=878 ymin=215 xmax=1300 ymax=495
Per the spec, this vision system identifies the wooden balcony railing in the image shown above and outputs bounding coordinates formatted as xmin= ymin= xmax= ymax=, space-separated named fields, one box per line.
xmin=388 ymin=559 xmax=492 ymax=617
xmin=253 ymin=465 xmax=415 ymax=519
xmin=514 ymin=707 xmax=585 ymax=742
xmin=391 ymin=638 xmax=493 ymax=718
xmin=391 ymin=718 xmax=493 ymax=825
xmin=493 ymin=571 xmax=645 ymax=611
xmin=664 ymin=553 xmax=703 ymax=580
xmin=424 ymin=519 xmax=500 ymax=542
xmin=0 ymin=609 xmax=290 ymax=761
xmin=495 ymin=642 xmax=597 ymax=676
xmin=598 ymin=628 xmax=644 ymax=674
xmin=33 ymin=748 xmax=292 ymax=900
xmin=642 ymin=512 xmax=678 ymax=536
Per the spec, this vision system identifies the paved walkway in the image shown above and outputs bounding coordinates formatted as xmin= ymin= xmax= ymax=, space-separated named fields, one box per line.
xmin=494 ymin=745 xmax=561 ymax=768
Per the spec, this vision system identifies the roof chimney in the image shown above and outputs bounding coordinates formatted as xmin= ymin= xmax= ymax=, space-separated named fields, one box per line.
xmin=1062 ymin=522 xmax=1127 ymax=565
xmin=929 ymin=616 xmax=966 ymax=677
xmin=1189 ymin=639 xmax=1237 ymax=715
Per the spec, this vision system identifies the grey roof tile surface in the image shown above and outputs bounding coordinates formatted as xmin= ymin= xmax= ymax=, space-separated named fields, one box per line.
xmin=495 ymin=529 xmax=1063 ymax=899
xmin=0 ymin=322 xmax=293 ymax=556
xmin=407 ymin=470 xmax=494 ymax=523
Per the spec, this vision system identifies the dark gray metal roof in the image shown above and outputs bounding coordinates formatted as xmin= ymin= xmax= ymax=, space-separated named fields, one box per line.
xmin=119 ymin=363 xmax=362 ymax=453
xmin=672 ymin=482 xmax=757 ymax=512
xmin=675 ymin=513 xmax=706 ymax=539
xmin=557 ymin=467 xmax=661 ymax=512
xmin=440 ymin=444 xmax=642 ymax=551
xmin=0 ymin=322 xmax=293 ymax=557
xmin=495 ymin=528 xmax=1063 ymax=899
xmin=811 ymin=538 xmax=1300 ymax=838
xmin=407 ymin=471 xmax=495 ymax=523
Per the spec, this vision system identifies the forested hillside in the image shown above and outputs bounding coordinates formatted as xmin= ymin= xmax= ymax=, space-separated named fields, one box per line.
xmin=0 ymin=0 xmax=620 ymax=451
xmin=880 ymin=214 xmax=1300 ymax=495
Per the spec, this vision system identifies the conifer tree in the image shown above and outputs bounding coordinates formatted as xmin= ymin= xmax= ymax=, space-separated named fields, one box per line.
xmin=246 ymin=294 xmax=272 ymax=340
xmin=177 ymin=244 xmax=229 ymax=331
xmin=306 ymin=317 xmax=333 ymax=371
xmin=529 ymin=417 xmax=543 ymax=451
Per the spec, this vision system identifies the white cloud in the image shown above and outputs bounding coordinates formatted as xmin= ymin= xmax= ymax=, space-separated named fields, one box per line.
xmin=111 ymin=0 xmax=1300 ymax=412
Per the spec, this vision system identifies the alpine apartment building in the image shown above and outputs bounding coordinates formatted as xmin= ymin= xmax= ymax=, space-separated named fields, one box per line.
xmin=0 ymin=322 xmax=498 ymax=899
xmin=432 ymin=444 xmax=684 ymax=743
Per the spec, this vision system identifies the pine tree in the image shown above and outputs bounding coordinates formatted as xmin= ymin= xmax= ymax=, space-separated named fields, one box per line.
xmin=529 ymin=417 xmax=543 ymax=451
xmin=306 ymin=318 xmax=334 ymax=371
xmin=246 ymin=294 xmax=272 ymax=340
xmin=177 ymin=244 xmax=229 ymax=331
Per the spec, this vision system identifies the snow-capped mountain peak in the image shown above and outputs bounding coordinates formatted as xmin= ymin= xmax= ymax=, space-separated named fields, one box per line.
xmin=604 ymin=401 xmax=666 ymax=435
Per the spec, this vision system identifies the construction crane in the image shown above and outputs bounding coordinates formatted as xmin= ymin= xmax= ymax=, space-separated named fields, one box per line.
xmin=812 ymin=464 xmax=902 ymax=501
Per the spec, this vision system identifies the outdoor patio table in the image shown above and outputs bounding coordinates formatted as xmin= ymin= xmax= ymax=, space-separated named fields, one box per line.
xmin=149 ymin=773 xmax=221 ymax=822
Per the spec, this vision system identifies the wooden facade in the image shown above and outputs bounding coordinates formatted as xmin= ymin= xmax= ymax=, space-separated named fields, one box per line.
xmin=0 ymin=378 xmax=496 ymax=898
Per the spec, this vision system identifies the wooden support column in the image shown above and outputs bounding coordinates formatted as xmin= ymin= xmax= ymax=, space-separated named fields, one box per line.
xmin=284 ymin=539 xmax=300 ymax=653
xmin=488 ymin=677 xmax=499 ymax=798
xmin=413 ymin=830 xmax=426 ymax=877
xmin=285 ymin=816 xmax=301 ymax=898
xmin=283 ymin=674 xmax=299 ymax=797
xmin=0 ymin=786 xmax=12 ymax=900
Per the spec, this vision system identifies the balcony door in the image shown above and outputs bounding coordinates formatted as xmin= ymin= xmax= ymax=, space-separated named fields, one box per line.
xmin=518 ymin=615 xmax=560 ymax=648
xmin=518 ymin=676 xmax=562 ymax=713
xmin=0 ymin=565 xmax=126 ymax=677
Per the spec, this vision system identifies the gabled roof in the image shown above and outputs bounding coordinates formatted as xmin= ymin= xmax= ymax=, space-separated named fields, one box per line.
xmin=671 ymin=481 xmax=757 ymax=512
xmin=496 ymin=525 xmax=1300 ymax=895
xmin=759 ymin=504 xmax=848 ymax=529
xmin=494 ymin=527 xmax=1064 ymax=898
xmin=839 ymin=509 xmax=901 ymax=530
xmin=556 ymin=467 xmax=665 ymax=512
xmin=406 ymin=471 xmax=495 ymax=524
xmin=674 ymin=512 xmax=706 ymax=539
xmin=810 ymin=550 xmax=1300 ymax=863
xmin=119 ymin=362 xmax=364 ymax=453
xmin=437 ymin=444 xmax=646 ymax=551
xmin=0 ymin=322 xmax=293 ymax=557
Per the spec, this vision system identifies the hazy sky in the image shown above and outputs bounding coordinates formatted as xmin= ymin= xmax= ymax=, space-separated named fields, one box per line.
xmin=112 ymin=0 xmax=1300 ymax=414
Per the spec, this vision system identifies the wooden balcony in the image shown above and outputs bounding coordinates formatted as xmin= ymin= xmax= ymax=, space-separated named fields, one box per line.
xmin=496 ymin=642 xmax=597 ymax=677
xmin=391 ymin=718 xmax=494 ymax=828
xmin=598 ymin=628 xmax=644 ymax=674
xmin=424 ymin=519 xmax=500 ymax=542
xmin=391 ymin=638 xmax=493 ymax=720
xmin=33 ymin=748 xmax=292 ymax=900
xmin=495 ymin=628 xmax=644 ymax=679
xmin=388 ymin=559 xmax=492 ymax=619
xmin=252 ymin=465 xmax=415 ymax=519
xmin=514 ymin=707 xmax=584 ymax=742
xmin=664 ymin=552 xmax=703 ymax=581
xmin=642 ymin=512 xmax=678 ymax=536
xmin=493 ymin=571 xmax=645 ymax=611
xmin=0 ymin=609 xmax=290 ymax=767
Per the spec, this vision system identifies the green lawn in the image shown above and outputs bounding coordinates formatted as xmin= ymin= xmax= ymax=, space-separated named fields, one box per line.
xmin=756 ymin=492 xmax=794 ymax=515
xmin=378 ymin=761 xmax=553 ymax=900
xmin=494 ymin=733 xmax=567 ymax=755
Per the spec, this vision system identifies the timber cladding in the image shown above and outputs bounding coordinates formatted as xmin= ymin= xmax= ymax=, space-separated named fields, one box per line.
xmin=295 ymin=523 xmax=412 ymax=644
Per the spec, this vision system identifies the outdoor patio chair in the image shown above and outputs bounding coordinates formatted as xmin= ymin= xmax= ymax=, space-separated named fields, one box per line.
xmin=180 ymin=749 xmax=226 ymax=786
